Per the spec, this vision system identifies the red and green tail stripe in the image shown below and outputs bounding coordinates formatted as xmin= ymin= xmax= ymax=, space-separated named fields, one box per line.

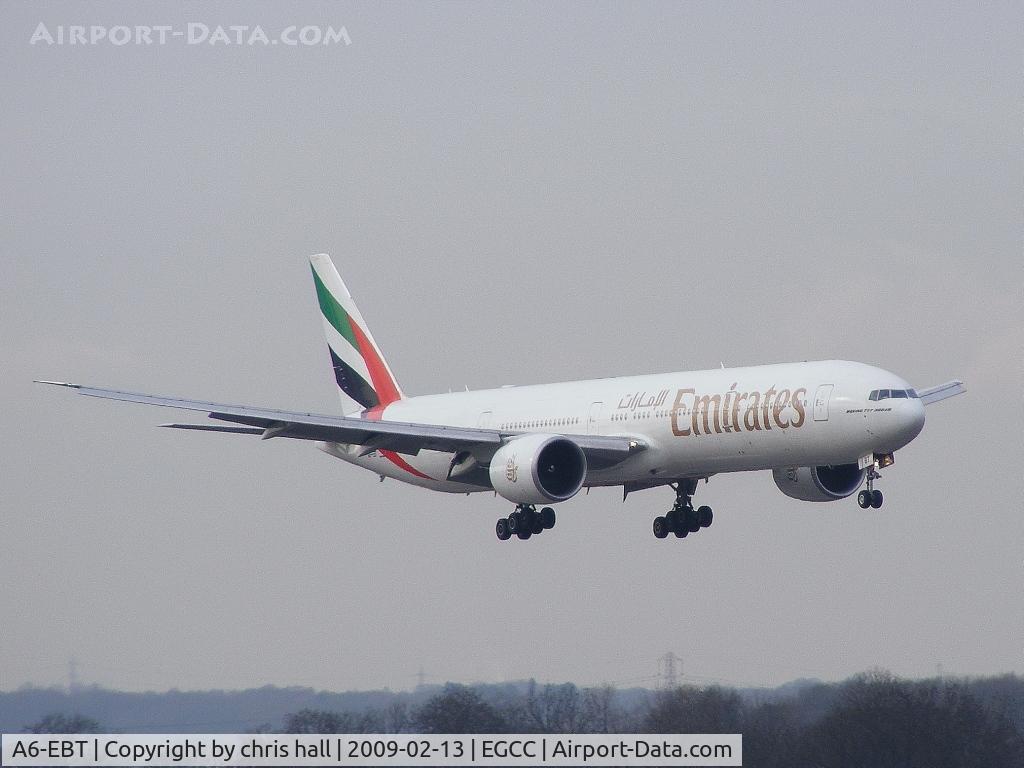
xmin=312 ymin=267 xmax=401 ymax=410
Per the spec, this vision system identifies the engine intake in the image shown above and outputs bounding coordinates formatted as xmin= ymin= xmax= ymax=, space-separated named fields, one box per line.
xmin=489 ymin=434 xmax=587 ymax=504
xmin=773 ymin=463 xmax=865 ymax=502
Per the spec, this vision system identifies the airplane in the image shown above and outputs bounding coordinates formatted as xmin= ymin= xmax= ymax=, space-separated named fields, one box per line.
xmin=38 ymin=253 xmax=965 ymax=541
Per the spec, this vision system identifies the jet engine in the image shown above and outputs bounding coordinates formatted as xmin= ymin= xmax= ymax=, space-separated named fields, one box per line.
xmin=773 ymin=463 xmax=866 ymax=502
xmin=489 ymin=433 xmax=587 ymax=504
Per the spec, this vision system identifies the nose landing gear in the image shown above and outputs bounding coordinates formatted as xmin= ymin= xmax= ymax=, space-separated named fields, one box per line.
xmin=654 ymin=479 xmax=713 ymax=540
xmin=857 ymin=467 xmax=884 ymax=509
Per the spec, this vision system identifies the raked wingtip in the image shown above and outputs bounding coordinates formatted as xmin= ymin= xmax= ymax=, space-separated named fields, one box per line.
xmin=34 ymin=380 xmax=80 ymax=388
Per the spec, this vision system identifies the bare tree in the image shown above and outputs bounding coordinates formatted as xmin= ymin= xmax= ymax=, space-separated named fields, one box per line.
xmin=526 ymin=681 xmax=583 ymax=733
xmin=383 ymin=701 xmax=409 ymax=733
xmin=283 ymin=709 xmax=379 ymax=733
xmin=24 ymin=714 xmax=101 ymax=733
xmin=580 ymin=685 xmax=620 ymax=733
xmin=416 ymin=684 xmax=505 ymax=734
xmin=643 ymin=685 xmax=743 ymax=733
xmin=802 ymin=670 xmax=1024 ymax=768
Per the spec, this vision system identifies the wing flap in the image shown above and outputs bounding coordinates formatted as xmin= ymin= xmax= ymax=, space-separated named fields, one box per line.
xmin=161 ymin=423 xmax=263 ymax=435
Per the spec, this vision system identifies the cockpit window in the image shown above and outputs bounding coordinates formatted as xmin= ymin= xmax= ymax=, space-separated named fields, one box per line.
xmin=869 ymin=388 xmax=919 ymax=401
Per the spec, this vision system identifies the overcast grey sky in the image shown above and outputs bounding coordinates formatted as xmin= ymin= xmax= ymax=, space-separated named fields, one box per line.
xmin=2 ymin=1 xmax=1021 ymax=694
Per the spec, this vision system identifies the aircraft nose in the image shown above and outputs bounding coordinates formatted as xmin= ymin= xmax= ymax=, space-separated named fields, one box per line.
xmin=899 ymin=398 xmax=926 ymax=444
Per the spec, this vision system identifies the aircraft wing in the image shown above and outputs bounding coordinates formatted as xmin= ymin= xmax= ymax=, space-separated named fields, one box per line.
xmin=35 ymin=381 xmax=645 ymax=465
xmin=916 ymin=380 xmax=966 ymax=405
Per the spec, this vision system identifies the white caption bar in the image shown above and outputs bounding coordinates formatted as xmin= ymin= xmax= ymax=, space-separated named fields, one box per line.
xmin=1 ymin=734 xmax=741 ymax=766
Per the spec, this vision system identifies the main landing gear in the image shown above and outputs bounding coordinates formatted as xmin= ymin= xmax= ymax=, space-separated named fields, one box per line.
xmin=857 ymin=467 xmax=884 ymax=509
xmin=495 ymin=504 xmax=556 ymax=541
xmin=653 ymin=479 xmax=713 ymax=540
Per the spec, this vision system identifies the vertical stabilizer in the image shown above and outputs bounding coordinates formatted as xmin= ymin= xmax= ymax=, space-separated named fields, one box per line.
xmin=309 ymin=254 xmax=404 ymax=415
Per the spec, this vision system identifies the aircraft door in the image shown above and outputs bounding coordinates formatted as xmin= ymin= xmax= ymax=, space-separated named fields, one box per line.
xmin=477 ymin=410 xmax=494 ymax=429
xmin=587 ymin=402 xmax=604 ymax=435
xmin=813 ymin=385 xmax=834 ymax=421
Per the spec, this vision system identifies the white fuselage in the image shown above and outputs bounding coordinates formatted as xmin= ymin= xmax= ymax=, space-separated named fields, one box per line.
xmin=318 ymin=360 xmax=926 ymax=493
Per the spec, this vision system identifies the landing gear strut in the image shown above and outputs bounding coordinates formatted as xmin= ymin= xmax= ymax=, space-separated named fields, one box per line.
xmin=496 ymin=504 xmax=556 ymax=541
xmin=857 ymin=467 xmax=884 ymax=509
xmin=654 ymin=479 xmax=713 ymax=540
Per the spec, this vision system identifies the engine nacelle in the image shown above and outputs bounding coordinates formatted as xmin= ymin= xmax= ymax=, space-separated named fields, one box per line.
xmin=488 ymin=434 xmax=587 ymax=504
xmin=773 ymin=463 xmax=866 ymax=502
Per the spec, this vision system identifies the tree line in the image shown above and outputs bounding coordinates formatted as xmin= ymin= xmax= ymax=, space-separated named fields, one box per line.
xmin=25 ymin=671 xmax=1024 ymax=767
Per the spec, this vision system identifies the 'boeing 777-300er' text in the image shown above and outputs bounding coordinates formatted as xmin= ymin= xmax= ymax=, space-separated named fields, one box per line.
xmin=39 ymin=254 xmax=965 ymax=541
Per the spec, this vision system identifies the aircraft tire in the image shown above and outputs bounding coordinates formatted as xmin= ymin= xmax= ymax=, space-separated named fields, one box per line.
xmin=667 ymin=509 xmax=681 ymax=531
xmin=870 ymin=490 xmax=883 ymax=508
xmin=857 ymin=490 xmax=871 ymax=508
xmin=517 ymin=530 xmax=532 ymax=540
xmin=685 ymin=508 xmax=701 ymax=533
xmin=653 ymin=516 xmax=669 ymax=539
xmin=698 ymin=506 xmax=713 ymax=528
xmin=495 ymin=518 xmax=511 ymax=541
xmin=540 ymin=507 xmax=556 ymax=529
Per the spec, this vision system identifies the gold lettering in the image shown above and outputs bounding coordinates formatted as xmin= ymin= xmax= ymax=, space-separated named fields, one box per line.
xmin=744 ymin=390 xmax=762 ymax=431
xmin=773 ymin=388 xmax=791 ymax=428
xmin=722 ymin=382 xmax=738 ymax=432
xmin=671 ymin=388 xmax=694 ymax=436
xmin=791 ymin=387 xmax=807 ymax=427
xmin=671 ymin=384 xmax=806 ymax=437
xmin=695 ymin=393 xmax=722 ymax=434
xmin=734 ymin=391 xmax=747 ymax=432
xmin=762 ymin=386 xmax=777 ymax=430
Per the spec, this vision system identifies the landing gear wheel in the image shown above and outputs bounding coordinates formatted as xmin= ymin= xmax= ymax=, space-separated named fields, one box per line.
xmin=666 ymin=509 xmax=687 ymax=537
xmin=507 ymin=512 xmax=520 ymax=533
xmin=661 ymin=479 xmax=713 ymax=540
xmin=653 ymin=516 xmax=669 ymax=539
xmin=540 ymin=507 xmax=556 ymax=529
xmin=870 ymin=489 xmax=883 ymax=509
xmin=685 ymin=508 xmax=701 ymax=533
xmin=532 ymin=518 xmax=544 ymax=535
xmin=495 ymin=518 xmax=511 ymax=540
xmin=858 ymin=490 xmax=871 ymax=509
xmin=516 ymin=530 xmax=532 ymax=540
